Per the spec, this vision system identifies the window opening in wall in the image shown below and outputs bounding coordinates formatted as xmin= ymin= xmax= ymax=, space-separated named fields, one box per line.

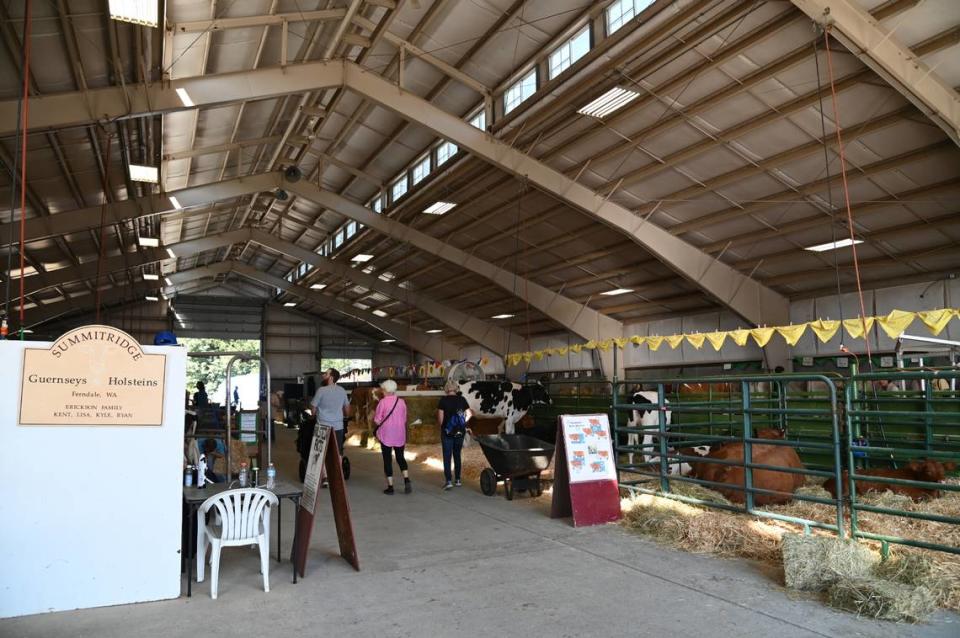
xmin=319 ymin=358 xmax=372 ymax=383
xmin=436 ymin=140 xmax=458 ymax=166
xmin=504 ymin=69 xmax=537 ymax=115
xmin=411 ymin=155 xmax=430 ymax=185
xmin=334 ymin=230 xmax=344 ymax=249
xmin=549 ymin=26 xmax=590 ymax=79
xmin=469 ymin=110 xmax=485 ymax=130
xmin=391 ymin=175 xmax=408 ymax=201
xmin=606 ymin=0 xmax=653 ymax=35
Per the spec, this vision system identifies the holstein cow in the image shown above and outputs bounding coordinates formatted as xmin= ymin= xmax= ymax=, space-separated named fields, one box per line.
xmin=688 ymin=429 xmax=804 ymax=505
xmin=457 ymin=380 xmax=551 ymax=434
xmin=823 ymin=459 xmax=957 ymax=502
xmin=625 ymin=391 xmax=712 ymax=476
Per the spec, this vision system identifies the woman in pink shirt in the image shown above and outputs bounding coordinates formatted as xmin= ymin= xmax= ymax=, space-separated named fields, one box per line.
xmin=374 ymin=379 xmax=410 ymax=494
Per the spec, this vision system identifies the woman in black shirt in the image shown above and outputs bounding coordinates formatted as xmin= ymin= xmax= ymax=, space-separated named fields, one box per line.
xmin=437 ymin=381 xmax=472 ymax=490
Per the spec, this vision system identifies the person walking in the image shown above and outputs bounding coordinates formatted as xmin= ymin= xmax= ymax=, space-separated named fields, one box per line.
xmin=374 ymin=379 xmax=410 ymax=494
xmin=437 ymin=380 xmax=472 ymax=490
xmin=309 ymin=368 xmax=351 ymax=456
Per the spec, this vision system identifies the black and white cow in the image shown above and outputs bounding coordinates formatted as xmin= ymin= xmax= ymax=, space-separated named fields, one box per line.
xmin=625 ymin=391 xmax=710 ymax=475
xmin=457 ymin=380 xmax=551 ymax=434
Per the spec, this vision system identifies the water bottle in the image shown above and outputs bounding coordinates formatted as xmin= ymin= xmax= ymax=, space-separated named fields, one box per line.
xmin=266 ymin=463 xmax=276 ymax=489
xmin=239 ymin=462 xmax=248 ymax=487
xmin=184 ymin=465 xmax=194 ymax=487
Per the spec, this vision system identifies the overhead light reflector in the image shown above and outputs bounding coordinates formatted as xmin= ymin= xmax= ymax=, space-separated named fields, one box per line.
xmin=425 ymin=329 xmax=442 ymax=334
xmin=423 ymin=201 xmax=456 ymax=215
xmin=284 ymin=302 xmax=297 ymax=307
xmin=372 ymin=310 xmax=388 ymax=318
xmin=381 ymin=339 xmax=396 ymax=343
xmin=491 ymin=313 xmax=515 ymax=319
xmin=175 ymin=87 xmax=195 ymax=107
xmin=351 ymin=254 xmax=374 ymax=263
xmin=143 ymin=273 xmax=159 ymax=281
xmin=601 ymin=288 xmax=633 ymax=296
xmin=804 ymin=238 xmax=863 ymax=252
xmin=138 ymin=236 xmax=160 ymax=247
xmin=108 ymin=0 xmax=159 ymax=27
xmin=168 ymin=195 xmax=183 ymax=210
xmin=145 ymin=295 xmax=159 ymax=302
xmin=164 ymin=277 xmax=173 ymax=286
xmin=129 ymin=164 xmax=159 ymax=183
xmin=577 ymin=87 xmax=640 ymax=118
xmin=166 ymin=248 xmax=177 ymax=259
xmin=310 ymin=283 xmax=327 ymax=290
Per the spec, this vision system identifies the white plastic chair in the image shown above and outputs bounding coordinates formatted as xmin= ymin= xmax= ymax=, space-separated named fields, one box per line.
xmin=196 ymin=488 xmax=278 ymax=599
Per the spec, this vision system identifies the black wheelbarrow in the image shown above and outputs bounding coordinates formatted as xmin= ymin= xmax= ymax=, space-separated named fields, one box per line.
xmin=476 ymin=434 xmax=555 ymax=500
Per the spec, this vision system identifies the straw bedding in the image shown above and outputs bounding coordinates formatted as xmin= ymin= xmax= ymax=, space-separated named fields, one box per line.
xmin=620 ymin=477 xmax=960 ymax=621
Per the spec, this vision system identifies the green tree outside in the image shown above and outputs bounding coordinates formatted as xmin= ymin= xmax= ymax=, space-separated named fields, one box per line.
xmin=182 ymin=337 xmax=261 ymax=390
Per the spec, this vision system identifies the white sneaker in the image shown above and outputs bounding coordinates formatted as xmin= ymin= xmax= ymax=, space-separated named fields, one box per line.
xmin=443 ymin=482 xmax=453 ymax=491
xmin=455 ymin=480 xmax=462 ymax=487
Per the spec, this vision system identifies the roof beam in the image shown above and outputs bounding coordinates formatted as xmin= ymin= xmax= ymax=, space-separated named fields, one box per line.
xmin=0 ymin=61 xmax=344 ymax=136
xmin=0 ymin=172 xmax=280 ymax=245
xmin=790 ymin=0 xmax=960 ymax=146
xmin=170 ymin=9 xmax=347 ymax=33
xmin=226 ymin=262 xmax=459 ymax=361
xmin=283 ymin=179 xmax=623 ymax=343
xmin=247 ymin=228 xmax=526 ymax=356
xmin=163 ymin=136 xmax=283 ymax=161
xmin=341 ymin=64 xmax=790 ymax=327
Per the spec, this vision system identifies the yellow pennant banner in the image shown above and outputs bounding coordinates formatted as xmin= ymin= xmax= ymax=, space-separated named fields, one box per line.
xmin=503 ymin=308 xmax=960 ymax=366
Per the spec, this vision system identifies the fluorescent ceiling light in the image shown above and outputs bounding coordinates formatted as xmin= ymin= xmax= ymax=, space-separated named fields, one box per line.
xmin=166 ymin=248 xmax=177 ymax=259
xmin=168 ymin=195 xmax=183 ymax=210
xmin=129 ymin=164 xmax=159 ymax=183
xmin=310 ymin=283 xmax=327 ymax=290
xmin=145 ymin=295 xmax=159 ymax=302
xmin=577 ymin=87 xmax=640 ymax=118
xmin=138 ymin=236 xmax=160 ymax=248
xmin=372 ymin=309 xmax=388 ymax=318
xmin=381 ymin=339 xmax=396 ymax=343
xmin=423 ymin=201 xmax=457 ymax=215
xmin=491 ymin=313 xmax=515 ymax=319
xmin=804 ymin=238 xmax=864 ymax=252
xmin=351 ymin=254 xmax=374 ymax=263
xmin=601 ymin=288 xmax=633 ymax=296
xmin=175 ymin=87 xmax=194 ymax=108
xmin=425 ymin=329 xmax=442 ymax=334
xmin=143 ymin=273 xmax=159 ymax=281
xmin=108 ymin=0 xmax=159 ymax=27
xmin=164 ymin=277 xmax=172 ymax=286
xmin=284 ymin=302 xmax=297 ymax=307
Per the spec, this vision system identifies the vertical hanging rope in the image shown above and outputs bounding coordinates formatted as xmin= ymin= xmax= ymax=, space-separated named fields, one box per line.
xmin=17 ymin=0 xmax=33 ymax=339
xmin=94 ymin=130 xmax=113 ymax=324
xmin=824 ymin=28 xmax=872 ymax=366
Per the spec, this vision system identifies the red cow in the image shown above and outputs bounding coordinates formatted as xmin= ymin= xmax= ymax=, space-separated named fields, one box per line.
xmin=823 ymin=459 xmax=956 ymax=502
xmin=689 ymin=430 xmax=804 ymax=505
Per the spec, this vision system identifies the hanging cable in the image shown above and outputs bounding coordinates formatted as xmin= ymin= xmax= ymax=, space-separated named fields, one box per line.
xmin=17 ymin=0 xmax=33 ymax=340
xmin=812 ymin=30 xmax=845 ymax=330
xmin=94 ymin=129 xmax=113 ymax=324
xmin=824 ymin=27 xmax=872 ymax=369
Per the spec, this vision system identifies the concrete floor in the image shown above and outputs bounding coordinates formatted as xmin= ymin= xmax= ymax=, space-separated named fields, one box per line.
xmin=3 ymin=426 xmax=958 ymax=638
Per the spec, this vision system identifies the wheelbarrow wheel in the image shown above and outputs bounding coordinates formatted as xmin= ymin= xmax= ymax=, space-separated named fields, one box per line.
xmin=532 ymin=478 xmax=544 ymax=497
xmin=480 ymin=468 xmax=497 ymax=496
xmin=505 ymin=479 xmax=514 ymax=501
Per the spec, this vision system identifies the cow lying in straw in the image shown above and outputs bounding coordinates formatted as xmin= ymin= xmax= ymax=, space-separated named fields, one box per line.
xmin=823 ymin=459 xmax=957 ymax=502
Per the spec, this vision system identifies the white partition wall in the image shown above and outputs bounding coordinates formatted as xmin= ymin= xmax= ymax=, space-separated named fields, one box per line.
xmin=0 ymin=341 xmax=187 ymax=618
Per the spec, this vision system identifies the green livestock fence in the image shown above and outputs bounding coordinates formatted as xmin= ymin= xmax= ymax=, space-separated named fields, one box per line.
xmin=526 ymin=358 xmax=960 ymax=556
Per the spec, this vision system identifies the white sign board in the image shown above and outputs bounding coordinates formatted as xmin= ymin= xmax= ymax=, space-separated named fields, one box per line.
xmin=0 ymin=337 xmax=186 ymax=618
xmin=301 ymin=425 xmax=331 ymax=515
xmin=560 ymin=414 xmax=616 ymax=484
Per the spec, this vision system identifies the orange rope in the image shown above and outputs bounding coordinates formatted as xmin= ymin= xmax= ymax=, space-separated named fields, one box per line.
xmin=824 ymin=29 xmax=872 ymax=365
xmin=17 ymin=0 xmax=32 ymax=336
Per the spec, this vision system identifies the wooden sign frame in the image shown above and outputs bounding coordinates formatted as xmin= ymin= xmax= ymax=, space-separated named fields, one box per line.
xmin=293 ymin=430 xmax=359 ymax=576
xmin=551 ymin=414 xmax=621 ymax=527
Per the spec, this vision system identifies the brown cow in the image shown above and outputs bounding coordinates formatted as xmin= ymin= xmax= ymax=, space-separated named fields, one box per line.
xmin=689 ymin=430 xmax=804 ymax=505
xmin=823 ymin=459 xmax=957 ymax=502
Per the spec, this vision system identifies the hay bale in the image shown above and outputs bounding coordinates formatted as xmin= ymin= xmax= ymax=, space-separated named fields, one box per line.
xmin=667 ymin=479 xmax=732 ymax=506
xmin=781 ymin=533 xmax=877 ymax=592
xmin=827 ymin=577 xmax=937 ymax=622
xmin=621 ymin=495 xmax=691 ymax=542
